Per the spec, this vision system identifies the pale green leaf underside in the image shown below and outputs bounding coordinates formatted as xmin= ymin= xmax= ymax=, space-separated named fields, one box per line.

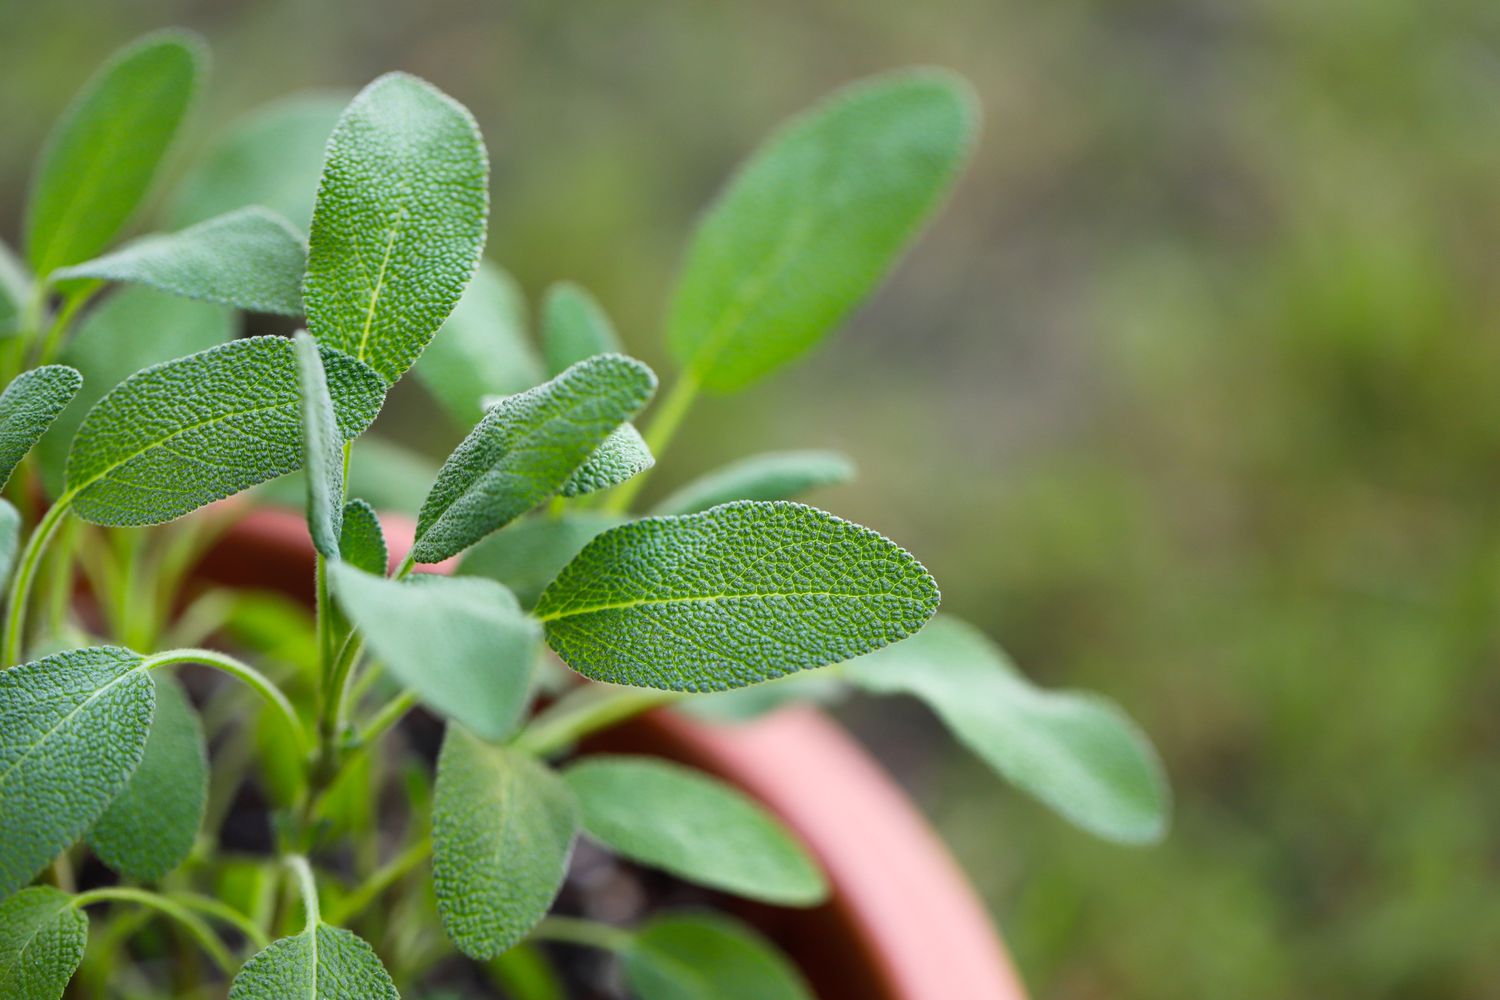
xmin=846 ymin=616 xmax=1170 ymax=844
xmin=331 ymin=566 xmax=540 ymax=742
xmin=52 ymin=208 xmax=307 ymax=315
xmin=304 ymin=72 xmax=488 ymax=385
xmin=339 ymin=499 xmax=388 ymax=576
xmin=652 ymin=450 xmax=856 ymax=516
xmin=0 ymin=500 xmax=19 ymax=586
xmin=541 ymin=281 xmax=621 ymax=376
xmin=65 ymin=336 xmax=385 ymax=526
xmin=412 ymin=354 xmax=655 ymax=564
xmin=25 ymin=31 xmax=204 ymax=278
xmin=624 ymin=913 xmax=813 ymax=1000
xmin=667 ymin=69 xmax=977 ymax=392
xmin=561 ymin=423 xmax=653 ymax=498
xmin=534 ymin=501 xmax=939 ymax=692
xmin=566 ymin=756 xmax=825 ymax=906
xmin=296 ymin=332 xmax=343 ymax=557
xmin=0 ymin=366 xmax=83 ymax=489
xmin=457 ymin=513 xmax=622 ymax=609
xmin=228 ymin=922 xmax=398 ymax=1000
xmin=87 ymin=672 xmax=206 ymax=881
xmin=0 ymin=646 xmax=153 ymax=896
xmin=0 ymin=886 xmax=89 ymax=1000
xmin=433 ymin=727 xmax=577 ymax=959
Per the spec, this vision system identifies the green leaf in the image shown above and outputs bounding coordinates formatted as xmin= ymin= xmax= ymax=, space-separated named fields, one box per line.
xmin=0 ymin=366 xmax=82 ymax=489
xmin=229 ymin=922 xmax=398 ymax=1000
xmin=0 ymin=647 xmax=153 ymax=896
xmin=457 ymin=513 xmax=622 ymax=609
xmin=415 ymin=260 xmax=542 ymax=427
xmin=87 ymin=673 xmax=206 ymax=881
xmin=541 ymin=282 xmax=620 ymax=376
xmin=339 ymin=499 xmax=388 ymax=576
xmin=845 ymin=616 xmax=1170 ymax=844
xmin=667 ymin=70 xmax=977 ymax=392
xmin=565 ymin=756 xmax=825 ymax=906
xmin=0 ymin=500 xmax=19 ymax=586
xmin=65 ymin=336 xmax=385 ymax=526
xmin=169 ymin=91 xmax=351 ymax=229
xmin=624 ymin=913 xmax=813 ymax=1000
xmin=561 ymin=424 xmax=653 ymax=498
xmin=52 ymin=208 xmax=306 ymax=315
xmin=652 ymin=450 xmax=855 ymax=516
xmin=0 ymin=240 xmax=29 ymax=338
xmin=304 ymin=72 xmax=489 ymax=385
xmin=24 ymin=31 xmax=206 ymax=278
xmin=412 ymin=354 xmax=656 ymax=563
xmin=296 ymin=332 xmax=343 ymax=557
xmin=330 ymin=566 xmax=541 ymax=741
xmin=0 ymin=886 xmax=89 ymax=1000
xmin=535 ymin=501 xmax=939 ymax=691
xmin=433 ymin=727 xmax=577 ymax=958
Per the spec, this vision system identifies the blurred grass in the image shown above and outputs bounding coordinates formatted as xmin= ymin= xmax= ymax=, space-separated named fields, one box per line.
xmin=6 ymin=0 xmax=1500 ymax=996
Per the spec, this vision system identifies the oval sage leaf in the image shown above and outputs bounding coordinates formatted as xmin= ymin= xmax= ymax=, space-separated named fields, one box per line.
xmin=624 ymin=913 xmax=813 ymax=1000
xmin=228 ymin=922 xmax=398 ymax=1000
xmin=534 ymin=501 xmax=939 ymax=691
xmin=0 ymin=886 xmax=89 ymax=1000
xmin=339 ymin=498 xmax=388 ymax=576
xmin=541 ymin=281 xmax=621 ymax=376
xmin=651 ymin=450 xmax=856 ymax=516
xmin=0 ymin=366 xmax=84 ymax=489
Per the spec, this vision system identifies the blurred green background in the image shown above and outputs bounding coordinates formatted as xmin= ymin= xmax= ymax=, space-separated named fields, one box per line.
xmin=5 ymin=1 xmax=1500 ymax=996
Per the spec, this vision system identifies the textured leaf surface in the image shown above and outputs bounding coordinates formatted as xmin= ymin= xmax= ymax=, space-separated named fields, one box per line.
xmin=0 ymin=647 xmax=153 ymax=896
xmin=304 ymin=73 xmax=488 ymax=385
xmin=415 ymin=260 xmax=542 ymax=427
xmin=535 ymin=501 xmax=939 ymax=691
xmin=296 ymin=332 xmax=343 ymax=557
xmin=566 ymin=756 xmax=825 ymax=905
xmin=845 ymin=616 xmax=1170 ymax=844
xmin=652 ymin=450 xmax=855 ymax=516
xmin=87 ymin=672 xmax=206 ymax=881
xmin=25 ymin=32 xmax=204 ymax=277
xmin=457 ymin=513 xmax=622 ymax=608
xmin=667 ymin=70 xmax=976 ymax=392
xmin=228 ymin=922 xmax=398 ymax=1000
xmin=339 ymin=499 xmax=388 ymax=576
xmin=331 ymin=566 xmax=540 ymax=741
xmin=65 ymin=336 xmax=385 ymax=526
xmin=0 ymin=501 xmax=18 ymax=586
xmin=0 ymin=887 xmax=88 ymax=1000
xmin=541 ymin=282 xmax=620 ymax=375
xmin=169 ymin=92 xmax=350 ymax=229
xmin=0 ymin=366 xmax=82 ymax=489
xmin=412 ymin=354 xmax=655 ymax=563
xmin=52 ymin=208 xmax=306 ymax=315
xmin=433 ymin=728 xmax=577 ymax=958
xmin=624 ymin=913 xmax=813 ymax=1000
xmin=561 ymin=424 xmax=653 ymax=497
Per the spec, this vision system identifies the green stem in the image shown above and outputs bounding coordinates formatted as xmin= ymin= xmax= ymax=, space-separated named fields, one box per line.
xmin=147 ymin=648 xmax=310 ymax=757
xmin=166 ymin=892 xmax=272 ymax=951
xmin=3 ymin=493 xmax=74 ymax=666
xmin=324 ymin=835 xmax=432 ymax=927
xmin=287 ymin=855 xmax=321 ymax=931
xmin=72 ymin=887 xmax=236 ymax=974
xmin=513 ymin=684 xmax=678 ymax=757
xmin=603 ymin=372 xmax=700 ymax=513
xmin=359 ymin=689 xmax=418 ymax=748
xmin=529 ymin=915 xmax=633 ymax=953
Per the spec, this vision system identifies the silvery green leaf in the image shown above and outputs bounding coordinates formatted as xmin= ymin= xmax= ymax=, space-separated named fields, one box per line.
xmin=541 ymin=282 xmax=620 ymax=376
xmin=304 ymin=73 xmax=488 ymax=385
xmin=652 ymin=450 xmax=855 ymax=516
xmin=339 ymin=499 xmax=387 ymax=576
xmin=845 ymin=616 xmax=1170 ymax=844
xmin=561 ymin=424 xmax=653 ymax=498
xmin=296 ymin=332 xmax=343 ymax=557
xmin=0 ymin=886 xmax=89 ymax=1000
xmin=624 ymin=913 xmax=813 ymax=1000
xmin=0 ymin=366 xmax=82 ymax=488
xmin=229 ymin=922 xmax=398 ymax=1000
xmin=457 ymin=513 xmax=622 ymax=609
xmin=52 ymin=208 xmax=306 ymax=315
xmin=534 ymin=501 xmax=939 ymax=691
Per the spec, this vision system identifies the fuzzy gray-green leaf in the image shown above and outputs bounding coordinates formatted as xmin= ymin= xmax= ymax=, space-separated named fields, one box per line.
xmin=0 ymin=886 xmax=89 ymax=1000
xmin=0 ymin=366 xmax=82 ymax=489
xmin=541 ymin=282 xmax=620 ymax=376
xmin=25 ymin=31 xmax=205 ymax=278
xmin=52 ymin=208 xmax=306 ymax=315
xmin=561 ymin=424 xmax=653 ymax=498
xmin=228 ymin=923 xmax=398 ymax=1000
xmin=845 ymin=616 xmax=1170 ymax=844
xmin=339 ymin=499 xmax=388 ymax=576
xmin=87 ymin=672 xmax=206 ymax=881
xmin=652 ymin=450 xmax=856 ymax=516
xmin=433 ymin=727 xmax=577 ymax=959
xmin=331 ymin=566 xmax=540 ymax=741
xmin=457 ymin=513 xmax=622 ymax=609
xmin=667 ymin=70 xmax=976 ymax=392
xmin=304 ymin=73 xmax=488 ymax=385
xmin=0 ymin=647 xmax=153 ymax=896
xmin=624 ymin=913 xmax=813 ymax=1000
xmin=65 ymin=336 xmax=385 ymax=526
xmin=566 ymin=756 xmax=825 ymax=906
xmin=296 ymin=332 xmax=343 ymax=557
xmin=535 ymin=501 xmax=938 ymax=691
xmin=412 ymin=354 xmax=655 ymax=563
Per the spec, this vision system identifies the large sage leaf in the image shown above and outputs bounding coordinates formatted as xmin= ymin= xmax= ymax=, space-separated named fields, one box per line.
xmin=534 ymin=501 xmax=939 ymax=691
xmin=0 ymin=366 xmax=82 ymax=488
xmin=296 ymin=332 xmax=343 ymax=557
xmin=457 ymin=513 xmax=622 ymax=609
xmin=652 ymin=450 xmax=856 ymax=516
xmin=304 ymin=73 xmax=488 ymax=385
xmin=25 ymin=31 xmax=205 ymax=278
xmin=541 ymin=282 xmax=620 ymax=376
xmin=87 ymin=673 xmax=206 ymax=881
xmin=53 ymin=208 xmax=306 ymax=315
xmin=845 ymin=616 xmax=1170 ymax=844
xmin=412 ymin=354 xmax=655 ymax=563
xmin=433 ymin=727 xmax=577 ymax=958
xmin=330 ymin=566 xmax=541 ymax=741
xmin=667 ymin=70 xmax=976 ymax=392
xmin=0 ymin=647 xmax=153 ymax=896
xmin=624 ymin=914 xmax=813 ymax=1000
xmin=565 ymin=756 xmax=825 ymax=906
xmin=229 ymin=923 xmax=398 ymax=1000
xmin=0 ymin=886 xmax=89 ymax=1000
xmin=65 ymin=336 xmax=385 ymax=526
xmin=561 ymin=424 xmax=653 ymax=498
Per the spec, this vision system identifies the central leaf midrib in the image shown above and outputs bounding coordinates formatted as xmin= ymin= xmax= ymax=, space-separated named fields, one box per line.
xmin=539 ymin=588 xmax=926 ymax=623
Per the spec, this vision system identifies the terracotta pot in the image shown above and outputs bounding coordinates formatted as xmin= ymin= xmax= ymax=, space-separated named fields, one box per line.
xmin=193 ymin=507 xmax=1029 ymax=1000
